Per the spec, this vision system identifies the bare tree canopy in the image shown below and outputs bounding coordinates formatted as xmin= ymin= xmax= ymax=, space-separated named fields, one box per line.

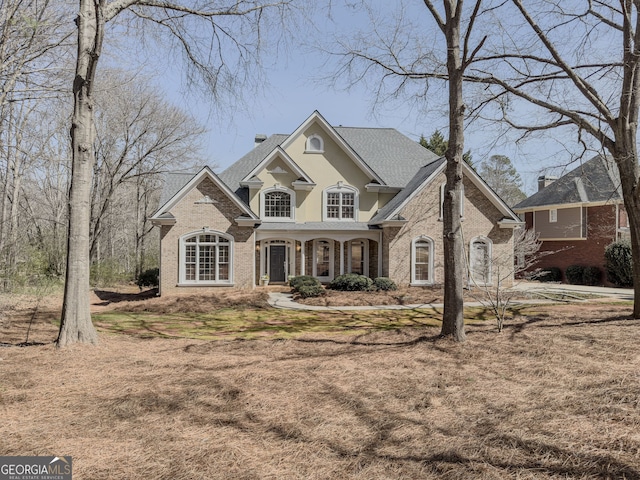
xmin=464 ymin=1 xmax=640 ymax=316
xmin=58 ymin=0 xmax=297 ymax=347
xmin=330 ymin=0 xmax=494 ymax=342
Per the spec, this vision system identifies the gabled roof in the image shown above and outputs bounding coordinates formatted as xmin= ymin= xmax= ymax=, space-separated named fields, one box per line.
xmin=514 ymin=155 xmax=622 ymax=210
xmin=151 ymin=166 xmax=258 ymax=220
xmin=280 ymin=110 xmax=385 ymax=184
xmin=370 ymin=158 xmax=445 ymax=223
xmin=335 ymin=126 xmax=440 ymax=187
xmin=219 ymin=114 xmax=440 ymax=195
xmin=241 ymin=146 xmax=314 ymax=184
xmin=371 ymin=159 xmax=522 ymax=225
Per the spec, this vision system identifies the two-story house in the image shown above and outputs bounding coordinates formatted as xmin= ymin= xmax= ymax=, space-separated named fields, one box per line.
xmin=513 ymin=154 xmax=628 ymax=280
xmin=151 ymin=111 xmax=522 ymax=294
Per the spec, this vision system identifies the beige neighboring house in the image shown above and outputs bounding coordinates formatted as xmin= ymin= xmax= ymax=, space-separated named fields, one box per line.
xmin=151 ymin=111 xmax=522 ymax=295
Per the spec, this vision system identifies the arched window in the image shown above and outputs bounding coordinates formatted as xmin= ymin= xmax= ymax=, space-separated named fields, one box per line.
xmin=411 ymin=236 xmax=434 ymax=285
xmin=323 ymin=183 xmax=358 ymax=221
xmin=469 ymin=236 xmax=492 ymax=285
xmin=306 ymin=134 xmax=324 ymax=153
xmin=260 ymin=186 xmax=295 ymax=221
xmin=180 ymin=231 xmax=233 ymax=284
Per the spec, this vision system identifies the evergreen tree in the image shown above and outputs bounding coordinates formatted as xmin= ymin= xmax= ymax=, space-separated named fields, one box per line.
xmin=478 ymin=155 xmax=526 ymax=207
xmin=420 ymin=130 xmax=473 ymax=167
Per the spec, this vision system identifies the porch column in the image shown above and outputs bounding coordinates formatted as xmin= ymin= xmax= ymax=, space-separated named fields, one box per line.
xmin=339 ymin=240 xmax=345 ymax=275
xmin=300 ymin=240 xmax=306 ymax=275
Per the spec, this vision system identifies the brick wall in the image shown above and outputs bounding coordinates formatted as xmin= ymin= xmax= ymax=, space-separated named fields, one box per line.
xmin=385 ymin=172 xmax=515 ymax=287
xmin=159 ymin=176 xmax=255 ymax=295
xmin=530 ymin=204 xmax=617 ymax=283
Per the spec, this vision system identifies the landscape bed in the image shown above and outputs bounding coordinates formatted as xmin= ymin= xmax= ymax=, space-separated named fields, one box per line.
xmin=0 ymin=290 xmax=638 ymax=479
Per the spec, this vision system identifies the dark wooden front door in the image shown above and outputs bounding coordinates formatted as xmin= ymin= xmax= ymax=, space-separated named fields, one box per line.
xmin=269 ymin=245 xmax=286 ymax=282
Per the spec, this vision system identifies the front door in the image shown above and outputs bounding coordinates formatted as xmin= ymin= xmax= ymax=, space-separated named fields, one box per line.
xmin=269 ymin=245 xmax=287 ymax=282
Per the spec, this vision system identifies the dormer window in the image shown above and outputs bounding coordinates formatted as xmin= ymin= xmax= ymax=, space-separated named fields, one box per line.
xmin=305 ymin=134 xmax=324 ymax=153
xmin=260 ymin=186 xmax=295 ymax=222
xmin=323 ymin=184 xmax=358 ymax=221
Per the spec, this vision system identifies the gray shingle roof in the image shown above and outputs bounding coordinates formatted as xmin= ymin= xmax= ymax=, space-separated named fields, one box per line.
xmin=370 ymin=158 xmax=446 ymax=223
xmin=334 ymin=127 xmax=440 ymax=187
xmin=514 ymin=155 xmax=622 ymax=210
xmin=156 ymin=120 xmax=442 ymax=217
xmin=158 ymin=172 xmax=199 ymax=210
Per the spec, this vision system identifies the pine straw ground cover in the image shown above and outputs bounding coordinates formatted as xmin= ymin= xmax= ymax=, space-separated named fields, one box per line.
xmin=1 ymin=290 xmax=640 ymax=479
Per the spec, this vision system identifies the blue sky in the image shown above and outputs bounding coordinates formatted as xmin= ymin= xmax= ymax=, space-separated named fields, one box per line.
xmin=137 ymin=1 xmax=589 ymax=195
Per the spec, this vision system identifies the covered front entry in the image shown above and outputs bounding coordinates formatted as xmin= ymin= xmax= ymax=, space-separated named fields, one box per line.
xmin=269 ymin=245 xmax=287 ymax=282
xmin=256 ymin=230 xmax=382 ymax=285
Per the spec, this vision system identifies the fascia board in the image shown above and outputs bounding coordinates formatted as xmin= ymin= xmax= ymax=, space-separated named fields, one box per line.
xmin=512 ymin=199 xmax=622 ymax=214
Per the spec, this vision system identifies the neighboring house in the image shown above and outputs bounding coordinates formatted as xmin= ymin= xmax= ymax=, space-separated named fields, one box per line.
xmin=513 ymin=155 xmax=628 ymax=280
xmin=151 ymin=111 xmax=521 ymax=295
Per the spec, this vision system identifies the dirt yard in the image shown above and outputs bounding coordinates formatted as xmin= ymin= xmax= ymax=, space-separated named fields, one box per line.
xmin=1 ymin=289 xmax=639 ymax=479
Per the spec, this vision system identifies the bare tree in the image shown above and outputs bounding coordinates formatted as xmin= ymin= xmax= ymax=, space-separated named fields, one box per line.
xmin=58 ymin=0 xmax=295 ymax=347
xmin=332 ymin=1 xmax=491 ymax=341
xmin=90 ymin=72 xmax=205 ymax=268
xmin=463 ymin=1 xmax=640 ymax=316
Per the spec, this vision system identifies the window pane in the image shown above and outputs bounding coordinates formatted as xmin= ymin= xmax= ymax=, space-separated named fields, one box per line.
xmin=185 ymin=245 xmax=196 ymax=280
xmin=415 ymin=264 xmax=430 ymax=281
xmin=200 ymin=235 xmax=216 ymax=243
xmin=316 ymin=241 xmax=330 ymax=277
xmin=199 ymin=245 xmax=215 ymax=281
xmin=415 ymin=243 xmax=430 ymax=264
xmin=185 ymin=236 xmax=196 ymax=243
xmin=265 ymin=191 xmax=291 ymax=217
xmin=351 ymin=242 xmax=364 ymax=274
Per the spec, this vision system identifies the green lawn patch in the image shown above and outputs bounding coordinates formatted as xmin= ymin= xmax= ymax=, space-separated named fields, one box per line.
xmin=93 ymin=305 xmax=518 ymax=340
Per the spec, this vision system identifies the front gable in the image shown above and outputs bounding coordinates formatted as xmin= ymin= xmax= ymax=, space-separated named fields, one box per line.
xmin=151 ymin=167 xmax=259 ymax=227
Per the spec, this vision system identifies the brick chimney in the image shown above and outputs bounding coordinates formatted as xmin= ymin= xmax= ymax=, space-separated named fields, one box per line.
xmin=254 ymin=134 xmax=267 ymax=148
xmin=537 ymin=175 xmax=557 ymax=191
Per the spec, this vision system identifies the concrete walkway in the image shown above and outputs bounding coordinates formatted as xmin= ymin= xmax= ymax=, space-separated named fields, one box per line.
xmin=267 ymin=281 xmax=634 ymax=311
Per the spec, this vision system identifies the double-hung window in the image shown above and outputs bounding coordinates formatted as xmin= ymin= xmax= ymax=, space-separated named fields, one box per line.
xmin=323 ymin=184 xmax=358 ymax=221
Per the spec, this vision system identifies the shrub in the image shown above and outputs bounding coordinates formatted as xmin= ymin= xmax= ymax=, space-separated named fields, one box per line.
xmin=536 ymin=267 xmax=562 ymax=282
xmin=329 ymin=273 xmax=373 ymax=291
xmin=582 ymin=266 xmax=602 ymax=286
xmin=296 ymin=283 xmax=324 ymax=298
xmin=565 ymin=265 xmax=585 ymax=285
xmin=137 ymin=268 xmax=159 ymax=288
xmin=373 ymin=277 xmax=397 ymax=291
xmin=605 ymin=240 xmax=633 ymax=287
xmin=289 ymin=275 xmax=321 ymax=291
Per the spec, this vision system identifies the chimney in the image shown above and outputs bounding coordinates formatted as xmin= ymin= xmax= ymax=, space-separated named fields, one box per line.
xmin=538 ymin=175 xmax=557 ymax=192
xmin=254 ymin=134 xmax=267 ymax=148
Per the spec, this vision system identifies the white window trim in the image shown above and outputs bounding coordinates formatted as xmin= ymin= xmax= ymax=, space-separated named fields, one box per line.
xmin=178 ymin=230 xmax=234 ymax=285
xmin=411 ymin=236 xmax=434 ymax=286
xmin=469 ymin=236 xmax=493 ymax=286
xmin=322 ymin=183 xmax=359 ymax=221
xmin=305 ymin=134 xmax=324 ymax=153
xmin=549 ymin=208 xmax=558 ymax=223
xmin=347 ymin=239 xmax=369 ymax=275
xmin=313 ymin=239 xmax=334 ymax=281
xmin=260 ymin=185 xmax=296 ymax=222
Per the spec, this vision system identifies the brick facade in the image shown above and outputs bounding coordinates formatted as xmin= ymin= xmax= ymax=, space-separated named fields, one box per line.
xmin=385 ymin=173 xmax=515 ymax=287
xmin=527 ymin=204 xmax=618 ymax=283
xmin=159 ymin=176 xmax=255 ymax=295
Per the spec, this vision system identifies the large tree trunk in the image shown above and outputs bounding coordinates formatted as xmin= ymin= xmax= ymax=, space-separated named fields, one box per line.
xmin=440 ymin=0 xmax=466 ymax=342
xmin=612 ymin=129 xmax=640 ymax=317
xmin=57 ymin=0 xmax=103 ymax=347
